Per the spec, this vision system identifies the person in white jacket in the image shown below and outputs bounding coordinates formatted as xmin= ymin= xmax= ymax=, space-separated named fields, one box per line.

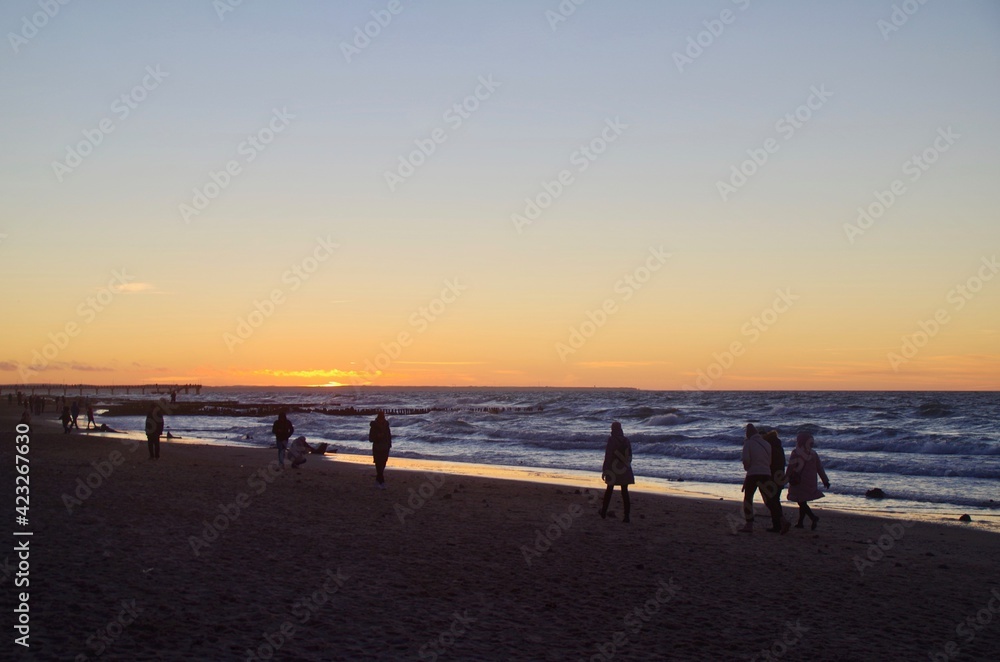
xmin=740 ymin=424 xmax=788 ymax=534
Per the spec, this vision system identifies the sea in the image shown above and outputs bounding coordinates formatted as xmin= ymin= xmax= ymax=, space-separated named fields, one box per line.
xmin=99 ymin=388 xmax=999 ymax=517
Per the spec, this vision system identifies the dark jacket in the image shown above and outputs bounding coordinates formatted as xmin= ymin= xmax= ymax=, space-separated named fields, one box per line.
xmin=272 ymin=416 xmax=294 ymax=443
xmin=602 ymin=433 xmax=635 ymax=486
xmin=369 ymin=418 xmax=392 ymax=454
xmin=764 ymin=434 xmax=786 ymax=482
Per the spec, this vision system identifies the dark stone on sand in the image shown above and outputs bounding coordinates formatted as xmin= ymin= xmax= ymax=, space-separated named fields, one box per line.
xmin=865 ymin=488 xmax=887 ymax=499
xmin=958 ymin=514 xmax=972 ymax=522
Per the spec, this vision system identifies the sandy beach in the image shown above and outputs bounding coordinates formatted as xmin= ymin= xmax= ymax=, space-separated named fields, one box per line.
xmin=5 ymin=404 xmax=999 ymax=661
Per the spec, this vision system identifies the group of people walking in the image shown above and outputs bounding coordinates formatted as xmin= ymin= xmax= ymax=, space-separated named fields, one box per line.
xmin=740 ymin=423 xmax=830 ymax=533
xmin=597 ymin=421 xmax=830 ymax=532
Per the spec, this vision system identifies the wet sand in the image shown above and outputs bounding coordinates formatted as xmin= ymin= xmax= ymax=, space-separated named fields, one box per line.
xmin=4 ymin=405 xmax=999 ymax=661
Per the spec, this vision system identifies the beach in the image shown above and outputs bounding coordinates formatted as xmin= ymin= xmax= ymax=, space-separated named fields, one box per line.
xmin=6 ymin=404 xmax=1000 ymax=661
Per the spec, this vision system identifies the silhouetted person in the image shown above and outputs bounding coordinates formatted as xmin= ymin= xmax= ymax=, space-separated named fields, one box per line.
xmin=740 ymin=424 xmax=788 ymax=534
xmin=19 ymin=405 xmax=31 ymax=428
xmin=70 ymin=400 xmax=80 ymax=429
xmin=600 ymin=421 xmax=634 ymax=523
xmin=761 ymin=430 xmax=787 ymax=532
xmin=60 ymin=406 xmax=72 ymax=434
xmin=786 ymin=432 xmax=830 ymax=530
xmin=369 ymin=412 xmax=392 ymax=489
xmin=145 ymin=404 xmax=164 ymax=460
xmin=86 ymin=404 xmax=96 ymax=429
xmin=272 ymin=411 xmax=294 ymax=469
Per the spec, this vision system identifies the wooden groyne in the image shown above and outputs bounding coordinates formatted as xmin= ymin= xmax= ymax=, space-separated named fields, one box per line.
xmin=0 ymin=383 xmax=202 ymax=396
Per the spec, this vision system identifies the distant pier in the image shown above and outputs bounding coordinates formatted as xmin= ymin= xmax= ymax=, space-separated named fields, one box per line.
xmin=0 ymin=383 xmax=202 ymax=396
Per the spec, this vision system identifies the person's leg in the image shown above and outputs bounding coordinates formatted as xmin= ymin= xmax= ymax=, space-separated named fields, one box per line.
xmin=762 ymin=481 xmax=784 ymax=531
xmin=621 ymin=485 xmax=631 ymax=523
xmin=742 ymin=476 xmax=759 ymax=524
xmin=803 ymin=501 xmax=818 ymax=529
xmin=374 ymin=453 xmax=388 ymax=484
xmin=796 ymin=502 xmax=808 ymax=527
xmin=147 ymin=435 xmax=155 ymax=459
xmin=600 ymin=484 xmax=614 ymax=518
xmin=153 ymin=437 xmax=160 ymax=459
xmin=277 ymin=442 xmax=286 ymax=468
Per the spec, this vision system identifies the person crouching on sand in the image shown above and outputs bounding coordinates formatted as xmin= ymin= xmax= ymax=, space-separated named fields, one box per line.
xmin=740 ymin=424 xmax=789 ymax=534
xmin=369 ymin=412 xmax=392 ymax=489
xmin=600 ymin=421 xmax=634 ymax=523
xmin=287 ymin=436 xmax=315 ymax=469
xmin=272 ymin=411 xmax=294 ymax=469
xmin=786 ymin=431 xmax=830 ymax=530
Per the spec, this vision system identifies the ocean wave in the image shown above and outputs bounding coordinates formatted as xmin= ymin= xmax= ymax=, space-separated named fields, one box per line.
xmin=916 ymin=402 xmax=954 ymax=418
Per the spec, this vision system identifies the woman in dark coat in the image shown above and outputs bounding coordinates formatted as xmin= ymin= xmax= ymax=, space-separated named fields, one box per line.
xmin=600 ymin=421 xmax=635 ymax=523
xmin=369 ymin=412 xmax=392 ymax=489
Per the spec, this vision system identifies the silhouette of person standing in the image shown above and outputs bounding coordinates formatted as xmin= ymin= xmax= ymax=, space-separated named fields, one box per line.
xmin=70 ymin=400 xmax=80 ymax=428
xmin=145 ymin=404 xmax=164 ymax=460
xmin=740 ymin=424 xmax=788 ymax=534
xmin=272 ymin=411 xmax=294 ymax=469
xmin=60 ymin=406 xmax=73 ymax=434
xmin=369 ymin=412 xmax=392 ymax=489
xmin=600 ymin=422 xmax=634 ymax=523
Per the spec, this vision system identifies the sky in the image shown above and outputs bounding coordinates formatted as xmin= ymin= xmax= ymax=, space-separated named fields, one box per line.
xmin=1 ymin=0 xmax=998 ymax=390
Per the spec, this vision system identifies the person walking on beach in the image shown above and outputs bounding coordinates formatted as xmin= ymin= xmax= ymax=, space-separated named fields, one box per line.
xmin=786 ymin=431 xmax=830 ymax=530
xmin=86 ymin=403 xmax=96 ymax=430
xmin=740 ymin=424 xmax=789 ymax=534
xmin=145 ymin=404 xmax=164 ymax=460
xmin=762 ymin=430 xmax=787 ymax=502
xmin=70 ymin=400 xmax=80 ymax=429
xmin=60 ymin=406 xmax=73 ymax=434
xmin=600 ymin=421 xmax=634 ymax=523
xmin=272 ymin=411 xmax=294 ymax=469
xmin=369 ymin=412 xmax=392 ymax=489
